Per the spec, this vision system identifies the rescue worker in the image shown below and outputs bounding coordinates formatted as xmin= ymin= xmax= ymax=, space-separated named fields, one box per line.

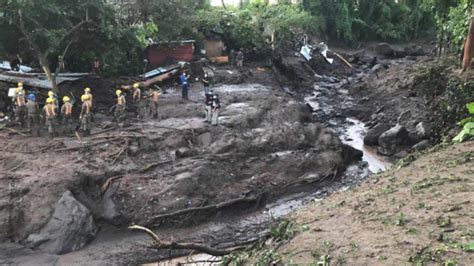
xmin=79 ymin=94 xmax=92 ymax=135
xmin=149 ymin=87 xmax=162 ymax=119
xmin=204 ymin=90 xmax=213 ymax=123
xmin=14 ymin=83 xmax=27 ymax=127
xmin=61 ymin=96 xmax=74 ymax=134
xmin=48 ymin=90 xmax=59 ymax=113
xmin=84 ymin=88 xmax=93 ymax=107
xmin=236 ymin=49 xmax=244 ymax=68
xmin=202 ymin=73 xmax=211 ymax=94
xmin=115 ymin=89 xmax=126 ymax=123
xmin=180 ymin=71 xmax=190 ymax=100
xmin=137 ymin=93 xmax=148 ymax=119
xmin=43 ymin=97 xmax=57 ymax=136
xmin=132 ymin=83 xmax=141 ymax=103
xmin=25 ymin=94 xmax=40 ymax=136
xmin=211 ymin=94 xmax=221 ymax=126
xmin=84 ymin=87 xmax=94 ymax=122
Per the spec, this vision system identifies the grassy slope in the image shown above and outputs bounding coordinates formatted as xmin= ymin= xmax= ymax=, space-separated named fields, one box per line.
xmin=244 ymin=141 xmax=474 ymax=265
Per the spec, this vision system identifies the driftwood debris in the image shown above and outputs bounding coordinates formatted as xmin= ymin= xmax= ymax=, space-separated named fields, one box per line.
xmin=138 ymin=159 xmax=173 ymax=173
xmin=5 ymin=127 xmax=28 ymax=137
xmin=148 ymin=195 xmax=260 ymax=224
xmin=129 ymin=225 xmax=243 ymax=256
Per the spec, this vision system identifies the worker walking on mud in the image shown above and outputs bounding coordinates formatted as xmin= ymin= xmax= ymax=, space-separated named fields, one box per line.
xmin=25 ymin=94 xmax=40 ymax=136
xmin=132 ymin=83 xmax=141 ymax=103
xmin=84 ymin=88 xmax=93 ymax=107
xmin=204 ymin=90 xmax=213 ymax=123
xmin=180 ymin=71 xmax=190 ymax=100
xmin=43 ymin=97 xmax=57 ymax=136
xmin=137 ymin=93 xmax=148 ymax=119
xmin=48 ymin=90 xmax=59 ymax=113
xmin=211 ymin=94 xmax=221 ymax=126
xmin=79 ymin=94 xmax=92 ymax=135
xmin=149 ymin=87 xmax=161 ymax=119
xmin=115 ymin=89 xmax=126 ymax=123
xmin=202 ymin=73 xmax=211 ymax=94
xmin=236 ymin=49 xmax=244 ymax=68
xmin=14 ymin=83 xmax=27 ymax=127
xmin=61 ymin=96 xmax=74 ymax=134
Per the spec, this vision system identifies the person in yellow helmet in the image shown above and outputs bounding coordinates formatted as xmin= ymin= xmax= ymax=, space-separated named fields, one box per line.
xmin=14 ymin=84 xmax=27 ymax=127
xmin=47 ymin=90 xmax=59 ymax=113
xmin=61 ymin=96 xmax=74 ymax=134
xmin=84 ymin=88 xmax=93 ymax=106
xmin=43 ymin=97 xmax=57 ymax=136
xmin=114 ymin=89 xmax=126 ymax=123
xmin=132 ymin=83 xmax=141 ymax=103
xmin=79 ymin=94 xmax=92 ymax=135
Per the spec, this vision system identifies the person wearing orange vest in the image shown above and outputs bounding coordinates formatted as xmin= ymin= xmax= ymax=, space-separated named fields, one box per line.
xmin=115 ymin=89 xmax=126 ymax=123
xmin=149 ymin=88 xmax=161 ymax=119
xmin=14 ymin=82 xmax=27 ymax=127
xmin=61 ymin=96 xmax=74 ymax=134
xmin=43 ymin=97 xmax=57 ymax=136
xmin=79 ymin=94 xmax=92 ymax=135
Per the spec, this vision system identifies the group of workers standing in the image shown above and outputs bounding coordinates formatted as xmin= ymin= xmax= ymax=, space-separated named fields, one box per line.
xmin=11 ymin=81 xmax=162 ymax=137
xmin=10 ymin=68 xmax=223 ymax=137
xmin=12 ymin=83 xmax=96 ymax=136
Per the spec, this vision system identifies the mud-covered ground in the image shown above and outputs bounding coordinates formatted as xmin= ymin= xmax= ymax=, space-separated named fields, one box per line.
xmin=1 ymin=41 xmax=450 ymax=264
xmin=0 ymin=65 xmax=363 ymax=264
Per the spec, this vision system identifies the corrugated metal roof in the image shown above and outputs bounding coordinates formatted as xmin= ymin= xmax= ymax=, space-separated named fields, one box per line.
xmin=0 ymin=72 xmax=88 ymax=89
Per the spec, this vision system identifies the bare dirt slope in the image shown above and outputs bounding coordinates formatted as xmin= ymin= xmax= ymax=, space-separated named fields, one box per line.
xmin=252 ymin=141 xmax=474 ymax=265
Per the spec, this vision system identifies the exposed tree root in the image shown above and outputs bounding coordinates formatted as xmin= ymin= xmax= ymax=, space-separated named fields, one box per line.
xmin=129 ymin=225 xmax=244 ymax=256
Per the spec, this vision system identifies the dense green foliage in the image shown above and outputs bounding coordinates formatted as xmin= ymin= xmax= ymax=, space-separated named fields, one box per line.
xmin=301 ymin=0 xmax=436 ymax=43
xmin=0 ymin=0 xmax=471 ymax=76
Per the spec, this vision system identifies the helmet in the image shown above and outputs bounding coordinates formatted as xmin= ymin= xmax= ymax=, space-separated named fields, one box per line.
xmin=48 ymin=91 xmax=54 ymax=97
xmin=133 ymin=83 xmax=140 ymax=89
xmin=81 ymin=94 xmax=90 ymax=102
xmin=116 ymin=89 xmax=122 ymax=96
xmin=84 ymin=87 xmax=91 ymax=93
xmin=62 ymin=96 xmax=70 ymax=102
xmin=28 ymin=94 xmax=36 ymax=101
xmin=18 ymin=82 xmax=23 ymax=87
xmin=46 ymin=97 xmax=54 ymax=104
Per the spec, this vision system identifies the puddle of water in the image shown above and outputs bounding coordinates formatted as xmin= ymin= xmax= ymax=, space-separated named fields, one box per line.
xmin=342 ymin=118 xmax=391 ymax=173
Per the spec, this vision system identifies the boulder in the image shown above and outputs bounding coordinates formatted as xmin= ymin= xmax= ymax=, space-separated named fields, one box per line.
xmin=416 ymin=121 xmax=432 ymax=139
xmin=404 ymin=45 xmax=426 ymax=56
xmin=378 ymin=125 xmax=409 ymax=156
xmin=364 ymin=124 xmax=390 ymax=146
xmin=375 ymin=43 xmax=395 ymax=57
xmin=25 ymin=190 xmax=97 ymax=255
xmin=412 ymin=140 xmax=431 ymax=152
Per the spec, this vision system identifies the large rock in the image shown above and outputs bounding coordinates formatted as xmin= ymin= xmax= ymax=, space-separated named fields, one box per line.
xmin=416 ymin=121 xmax=432 ymax=139
xmin=375 ymin=43 xmax=395 ymax=57
xmin=25 ymin=190 xmax=97 ymax=255
xmin=378 ymin=125 xmax=409 ymax=156
xmin=364 ymin=123 xmax=390 ymax=146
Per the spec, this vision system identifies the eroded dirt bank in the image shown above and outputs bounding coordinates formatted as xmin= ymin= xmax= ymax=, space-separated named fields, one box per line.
xmin=244 ymin=141 xmax=474 ymax=265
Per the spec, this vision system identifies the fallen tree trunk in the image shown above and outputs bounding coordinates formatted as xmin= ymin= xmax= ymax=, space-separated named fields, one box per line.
xmin=147 ymin=195 xmax=261 ymax=225
xmin=129 ymin=225 xmax=243 ymax=256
